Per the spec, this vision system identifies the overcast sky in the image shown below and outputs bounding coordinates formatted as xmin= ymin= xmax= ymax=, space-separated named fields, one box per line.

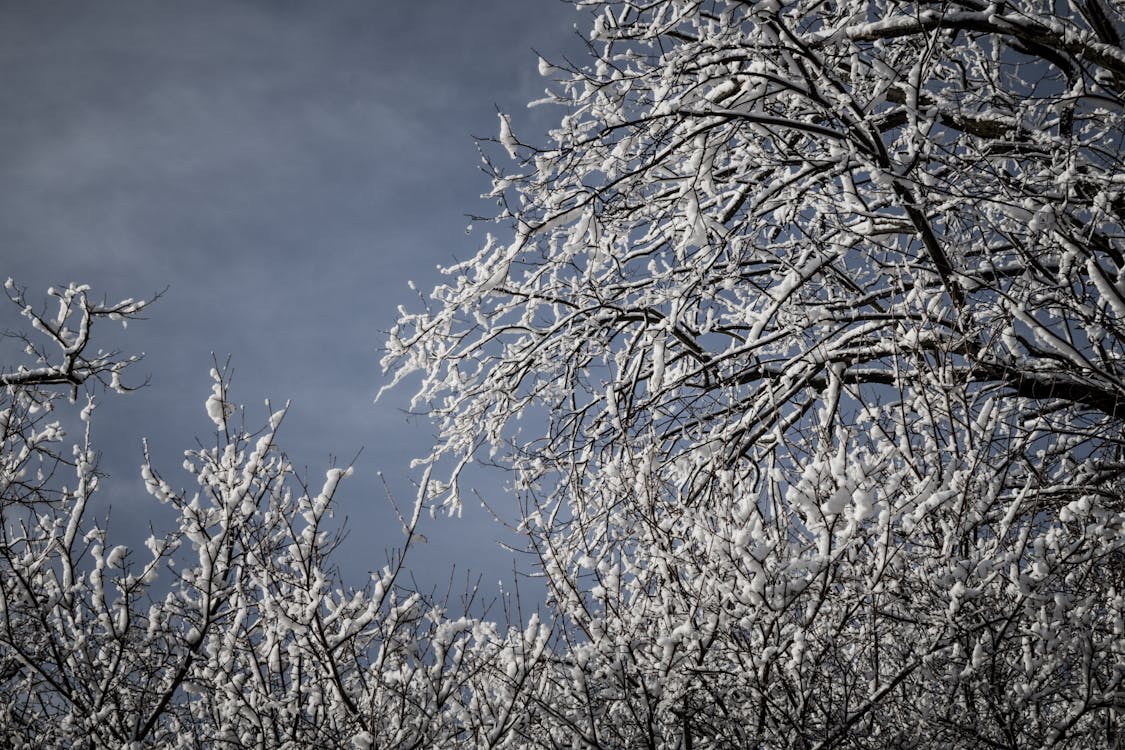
xmin=0 ymin=1 xmax=588 ymax=605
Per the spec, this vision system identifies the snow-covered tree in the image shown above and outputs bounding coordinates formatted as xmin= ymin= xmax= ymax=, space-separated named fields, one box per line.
xmin=385 ymin=1 xmax=1125 ymax=746
xmin=0 ymin=283 xmax=563 ymax=748
xmin=7 ymin=0 xmax=1125 ymax=746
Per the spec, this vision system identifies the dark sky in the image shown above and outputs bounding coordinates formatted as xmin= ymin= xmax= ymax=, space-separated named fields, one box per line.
xmin=0 ymin=1 xmax=587 ymax=603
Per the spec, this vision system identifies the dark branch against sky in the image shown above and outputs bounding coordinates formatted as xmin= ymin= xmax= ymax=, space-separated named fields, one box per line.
xmin=0 ymin=0 xmax=585 ymax=598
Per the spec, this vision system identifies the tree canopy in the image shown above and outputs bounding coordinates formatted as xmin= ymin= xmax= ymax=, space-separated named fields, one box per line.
xmin=384 ymin=0 xmax=1125 ymax=745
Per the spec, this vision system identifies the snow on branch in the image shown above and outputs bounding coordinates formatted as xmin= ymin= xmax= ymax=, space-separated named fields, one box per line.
xmin=1 ymin=279 xmax=154 ymax=396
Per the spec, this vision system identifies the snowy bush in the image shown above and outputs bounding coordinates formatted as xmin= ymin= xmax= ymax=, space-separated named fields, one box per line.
xmin=0 ymin=284 xmax=552 ymax=748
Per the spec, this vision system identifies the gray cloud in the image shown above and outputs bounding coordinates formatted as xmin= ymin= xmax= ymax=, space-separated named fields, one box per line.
xmin=0 ymin=0 xmax=586 ymax=597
